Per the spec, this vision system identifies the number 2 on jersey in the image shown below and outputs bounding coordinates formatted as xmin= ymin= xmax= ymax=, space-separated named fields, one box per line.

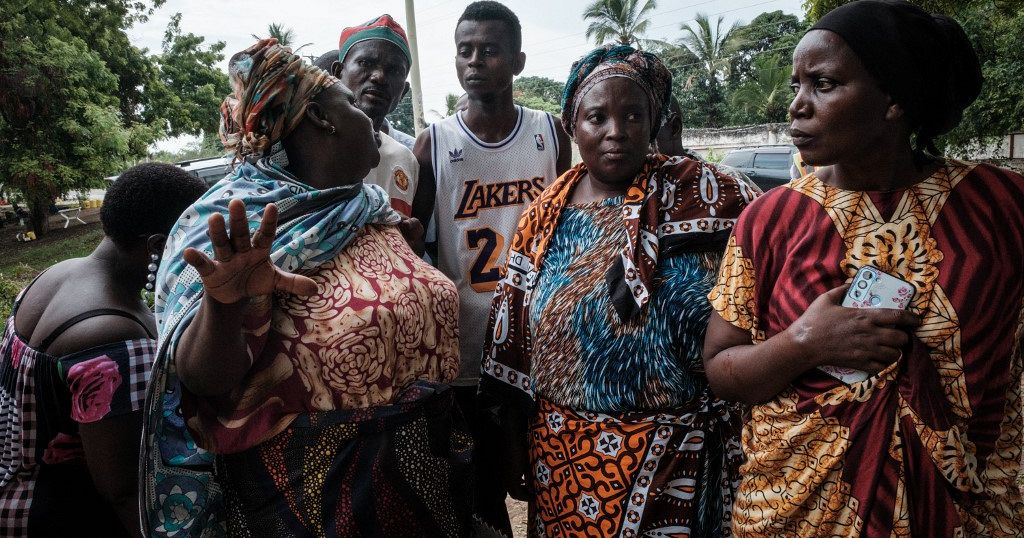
xmin=466 ymin=227 xmax=505 ymax=292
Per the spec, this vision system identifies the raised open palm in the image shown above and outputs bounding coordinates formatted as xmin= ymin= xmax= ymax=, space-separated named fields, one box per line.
xmin=182 ymin=199 xmax=318 ymax=304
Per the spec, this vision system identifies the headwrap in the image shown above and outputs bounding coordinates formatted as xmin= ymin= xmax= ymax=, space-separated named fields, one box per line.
xmin=810 ymin=0 xmax=982 ymax=154
xmin=219 ymin=38 xmax=339 ymax=160
xmin=338 ymin=14 xmax=413 ymax=66
xmin=560 ymin=44 xmax=672 ymax=141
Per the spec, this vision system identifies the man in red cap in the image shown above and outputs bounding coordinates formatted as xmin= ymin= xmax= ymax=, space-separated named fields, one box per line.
xmin=330 ymin=14 xmax=419 ymax=217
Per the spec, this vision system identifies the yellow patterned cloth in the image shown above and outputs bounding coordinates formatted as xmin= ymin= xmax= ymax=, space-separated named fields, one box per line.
xmin=711 ymin=160 xmax=1024 ymax=536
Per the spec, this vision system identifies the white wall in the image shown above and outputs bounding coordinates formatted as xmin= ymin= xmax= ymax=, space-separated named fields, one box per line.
xmin=680 ymin=123 xmax=791 ymax=158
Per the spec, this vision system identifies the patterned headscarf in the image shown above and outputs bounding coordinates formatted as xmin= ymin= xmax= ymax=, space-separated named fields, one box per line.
xmin=338 ymin=14 xmax=412 ymax=65
xmin=560 ymin=45 xmax=672 ymax=141
xmin=219 ymin=38 xmax=339 ymax=159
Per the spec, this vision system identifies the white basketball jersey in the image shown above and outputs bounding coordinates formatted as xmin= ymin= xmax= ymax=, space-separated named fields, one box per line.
xmin=431 ymin=105 xmax=560 ymax=383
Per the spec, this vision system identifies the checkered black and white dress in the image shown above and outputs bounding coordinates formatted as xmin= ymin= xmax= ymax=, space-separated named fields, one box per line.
xmin=0 ymin=287 xmax=154 ymax=536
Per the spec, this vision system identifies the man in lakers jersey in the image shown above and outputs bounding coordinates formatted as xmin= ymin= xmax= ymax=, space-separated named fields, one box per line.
xmin=411 ymin=1 xmax=571 ymax=533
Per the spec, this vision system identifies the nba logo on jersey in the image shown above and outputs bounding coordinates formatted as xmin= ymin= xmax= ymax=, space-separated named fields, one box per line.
xmin=449 ymin=148 xmax=464 ymax=163
xmin=535 ymin=134 xmax=545 ymax=151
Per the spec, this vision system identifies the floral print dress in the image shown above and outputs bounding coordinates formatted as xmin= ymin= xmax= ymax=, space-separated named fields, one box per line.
xmin=0 ymin=284 xmax=155 ymax=536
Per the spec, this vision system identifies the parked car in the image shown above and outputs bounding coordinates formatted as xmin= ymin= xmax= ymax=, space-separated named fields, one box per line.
xmin=176 ymin=156 xmax=234 ymax=187
xmin=719 ymin=145 xmax=798 ymax=191
xmin=105 ymin=156 xmax=234 ymax=189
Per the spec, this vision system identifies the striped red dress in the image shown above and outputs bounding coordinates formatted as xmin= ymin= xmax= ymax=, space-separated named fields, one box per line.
xmin=710 ymin=160 xmax=1024 ymax=536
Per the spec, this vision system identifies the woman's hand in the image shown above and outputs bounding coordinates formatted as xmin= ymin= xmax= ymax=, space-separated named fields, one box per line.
xmin=704 ymin=283 xmax=922 ymax=405
xmin=182 ymin=199 xmax=318 ymax=304
xmin=397 ymin=216 xmax=425 ymax=256
xmin=787 ymin=284 xmax=922 ymax=374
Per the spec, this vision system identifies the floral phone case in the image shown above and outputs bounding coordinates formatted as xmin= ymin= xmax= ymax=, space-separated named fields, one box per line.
xmin=819 ymin=266 xmax=917 ymax=384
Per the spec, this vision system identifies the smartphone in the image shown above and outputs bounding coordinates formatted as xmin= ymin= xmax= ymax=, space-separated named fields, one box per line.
xmin=818 ymin=266 xmax=917 ymax=384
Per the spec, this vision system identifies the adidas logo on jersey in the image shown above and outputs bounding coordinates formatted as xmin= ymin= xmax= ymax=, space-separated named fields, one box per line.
xmin=455 ymin=177 xmax=546 ymax=219
xmin=449 ymin=148 xmax=464 ymax=163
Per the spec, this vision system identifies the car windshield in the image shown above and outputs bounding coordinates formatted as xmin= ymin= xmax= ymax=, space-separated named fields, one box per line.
xmin=753 ymin=152 xmax=791 ymax=170
xmin=721 ymin=151 xmax=752 ymax=167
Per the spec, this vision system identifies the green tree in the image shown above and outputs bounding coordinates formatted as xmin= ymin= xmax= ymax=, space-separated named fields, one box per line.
xmin=254 ymin=22 xmax=312 ymax=53
xmin=151 ymin=13 xmax=230 ymax=138
xmin=729 ymin=54 xmax=792 ymax=124
xmin=582 ymin=0 xmax=659 ymax=49
xmin=0 ymin=1 xmax=231 ymax=234
xmin=513 ymin=76 xmax=565 ymax=114
xmin=729 ymin=11 xmax=805 ymax=83
xmin=0 ymin=34 xmax=135 ymax=235
xmin=676 ymin=13 xmax=739 ymax=127
xmin=388 ymin=94 xmax=415 ymax=134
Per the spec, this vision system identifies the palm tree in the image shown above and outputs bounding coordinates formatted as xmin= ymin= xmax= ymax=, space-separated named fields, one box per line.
xmin=582 ymin=0 xmax=659 ymax=49
xmin=730 ymin=54 xmax=792 ymax=123
xmin=678 ymin=13 xmax=738 ymax=86
xmin=675 ymin=13 xmax=738 ymax=127
xmin=253 ymin=23 xmax=312 ymax=53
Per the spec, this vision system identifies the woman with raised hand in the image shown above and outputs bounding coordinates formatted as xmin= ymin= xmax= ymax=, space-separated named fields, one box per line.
xmin=0 ymin=163 xmax=206 ymax=536
xmin=142 ymin=39 xmax=468 ymax=538
xmin=703 ymin=1 xmax=1024 ymax=535
xmin=480 ymin=45 xmax=758 ymax=537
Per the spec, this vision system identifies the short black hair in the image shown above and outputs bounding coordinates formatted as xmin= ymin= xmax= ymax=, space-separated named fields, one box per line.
xmin=101 ymin=162 xmax=207 ymax=248
xmin=313 ymin=50 xmax=339 ymax=72
xmin=458 ymin=1 xmax=522 ymax=53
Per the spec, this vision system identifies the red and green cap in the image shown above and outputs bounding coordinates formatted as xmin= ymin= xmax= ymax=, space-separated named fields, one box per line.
xmin=338 ymin=14 xmax=412 ymax=66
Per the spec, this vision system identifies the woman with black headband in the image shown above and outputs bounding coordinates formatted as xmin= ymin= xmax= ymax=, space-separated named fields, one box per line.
xmin=703 ymin=1 xmax=1024 ymax=535
xmin=480 ymin=45 xmax=758 ymax=536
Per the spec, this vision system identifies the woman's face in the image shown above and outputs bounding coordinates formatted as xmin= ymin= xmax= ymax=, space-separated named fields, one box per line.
xmin=574 ymin=77 xmax=652 ymax=188
xmin=788 ymin=30 xmax=897 ymax=167
xmin=318 ymin=83 xmax=381 ymax=182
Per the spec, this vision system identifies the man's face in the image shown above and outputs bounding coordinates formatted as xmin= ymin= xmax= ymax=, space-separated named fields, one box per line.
xmin=454 ymin=20 xmax=523 ymax=98
xmin=334 ymin=40 xmax=410 ymax=130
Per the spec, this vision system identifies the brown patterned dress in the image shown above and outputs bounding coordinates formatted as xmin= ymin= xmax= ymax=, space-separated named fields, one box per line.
xmin=183 ymin=224 xmax=470 ymax=537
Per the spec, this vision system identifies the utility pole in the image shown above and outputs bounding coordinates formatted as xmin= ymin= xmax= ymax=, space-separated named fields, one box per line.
xmin=404 ymin=0 xmax=426 ymax=133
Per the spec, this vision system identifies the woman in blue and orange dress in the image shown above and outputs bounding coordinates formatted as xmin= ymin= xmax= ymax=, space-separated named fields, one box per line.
xmin=480 ymin=45 xmax=758 ymax=537
xmin=703 ymin=1 xmax=1024 ymax=535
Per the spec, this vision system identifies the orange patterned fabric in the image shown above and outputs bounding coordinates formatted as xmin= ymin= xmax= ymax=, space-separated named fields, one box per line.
xmin=507 ymin=154 xmax=757 ymax=322
xmin=528 ymin=398 xmax=741 ymax=538
xmin=712 ymin=161 xmax=1024 ymax=536
xmin=184 ymin=225 xmax=460 ymax=453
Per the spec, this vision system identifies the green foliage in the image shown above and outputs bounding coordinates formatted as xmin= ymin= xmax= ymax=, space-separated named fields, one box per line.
xmin=728 ymin=11 xmax=805 ymax=83
xmin=514 ymin=76 xmax=565 ymax=114
xmin=255 ymin=22 xmax=312 ymax=53
xmin=941 ymin=4 xmax=1024 ymax=152
xmin=704 ymin=148 xmax=724 ymax=163
xmin=445 ymin=93 xmax=460 ymax=117
xmin=582 ymin=0 xmax=660 ymax=49
xmin=674 ymin=14 xmax=739 ymax=127
xmin=729 ymin=54 xmax=792 ymax=124
xmin=149 ymin=132 xmax=226 ymax=163
xmin=0 ymin=0 xmax=228 ymax=236
xmin=0 ymin=30 xmax=135 ymax=235
xmin=151 ymin=13 xmax=230 ymax=138
xmin=388 ymin=94 xmax=415 ymax=133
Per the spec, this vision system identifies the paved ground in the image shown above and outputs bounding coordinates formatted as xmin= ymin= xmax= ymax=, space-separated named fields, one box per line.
xmin=506 ymin=498 xmax=528 ymax=537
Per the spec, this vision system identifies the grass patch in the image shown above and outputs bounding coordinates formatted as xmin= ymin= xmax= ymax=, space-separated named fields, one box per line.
xmin=0 ymin=225 xmax=105 ymax=320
